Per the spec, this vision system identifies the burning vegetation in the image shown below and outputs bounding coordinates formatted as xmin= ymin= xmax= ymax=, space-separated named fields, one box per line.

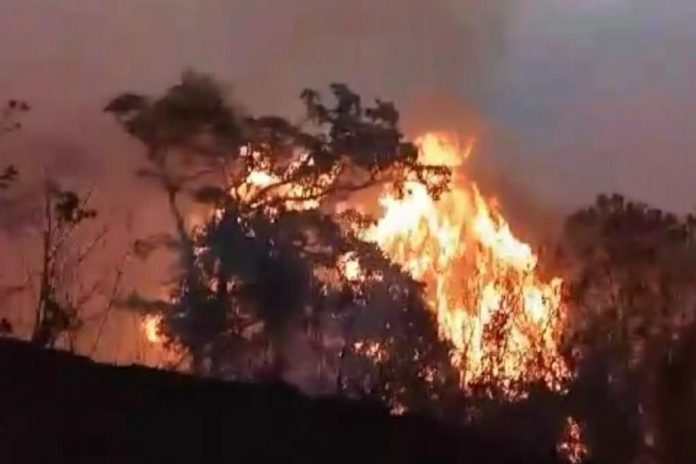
xmin=557 ymin=416 xmax=589 ymax=464
xmin=121 ymin=76 xmax=569 ymax=403
xmin=362 ymin=133 xmax=569 ymax=395
xmin=4 ymin=72 xmax=696 ymax=463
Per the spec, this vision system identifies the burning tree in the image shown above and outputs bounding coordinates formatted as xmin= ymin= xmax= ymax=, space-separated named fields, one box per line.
xmin=360 ymin=133 xmax=570 ymax=398
xmin=106 ymin=72 xmax=458 ymax=411
xmin=105 ymin=71 xmax=583 ymax=423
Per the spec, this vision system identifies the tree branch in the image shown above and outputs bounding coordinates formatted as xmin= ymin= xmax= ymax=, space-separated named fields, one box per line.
xmin=88 ymin=254 xmax=128 ymax=357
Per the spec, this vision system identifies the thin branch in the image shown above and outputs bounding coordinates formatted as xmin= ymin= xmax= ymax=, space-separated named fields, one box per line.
xmin=74 ymin=279 xmax=102 ymax=310
xmin=246 ymin=176 xmax=299 ymax=206
xmin=32 ymin=187 xmax=53 ymax=341
xmin=88 ymin=255 xmax=128 ymax=357
xmin=48 ymin=188 xmax=97 ymax=259
xmin=74 ymin=225 xmax=109 ymax=268
xmin=178 ymin=167 xmax=217 ymax=185
xmin=243 ymin=151 xmax=319 ymax=205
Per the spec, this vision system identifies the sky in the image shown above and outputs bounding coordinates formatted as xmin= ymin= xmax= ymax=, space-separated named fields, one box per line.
xmin=1 ymin=0 xmax=696 ymax=215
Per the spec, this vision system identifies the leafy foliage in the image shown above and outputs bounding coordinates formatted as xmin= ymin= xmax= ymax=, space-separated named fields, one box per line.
xmin=105 ymin=71 xmax=241 ymax=154
xmin=106 ymin=72 xmax=457 ymax=411
xmin=559 ymin=193 xmax=696 ymax=462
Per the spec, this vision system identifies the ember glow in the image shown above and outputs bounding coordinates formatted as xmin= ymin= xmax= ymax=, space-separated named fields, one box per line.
xmin=143 ymin=314 xmax=163 ymax=344
xmin=235 ymin=147 xmax=339 ymax=214
xmin=363 ymin=133 xmax=570 ymax=394
xmin=353 ymin=340 xmax=388 ymax=363
xmin=557 ymin=416 xmax=589 ymax=463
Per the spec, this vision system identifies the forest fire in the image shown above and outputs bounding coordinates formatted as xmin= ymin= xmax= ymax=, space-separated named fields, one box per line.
xmin=131 ymin=120 xmax=582 ymax=458
xmin=4 ymin=5 xmax=693 ymax=458
xmin=362 ymin=133 xmax=570 ymax=394
xmin=139 ymin=132 xmax=571 ymax=396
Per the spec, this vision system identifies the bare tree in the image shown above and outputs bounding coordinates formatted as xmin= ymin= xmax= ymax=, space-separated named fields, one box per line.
xmin=28 ymin=183 xmax=103 ymax=348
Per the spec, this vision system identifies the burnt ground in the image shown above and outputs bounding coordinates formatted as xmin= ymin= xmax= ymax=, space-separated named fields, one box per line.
xmin=0 ymin=338 xmax=564 ymax=463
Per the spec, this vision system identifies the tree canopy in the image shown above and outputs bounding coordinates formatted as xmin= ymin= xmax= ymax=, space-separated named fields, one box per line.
xmin=559 ymin=193 xmax=696 ymax=463
xmin=106 ymin=72 xmax=457 ymax=411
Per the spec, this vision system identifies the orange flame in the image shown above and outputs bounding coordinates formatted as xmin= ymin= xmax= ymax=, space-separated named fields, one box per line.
xmin=363 ymin=132 xmax=570 ymax=394
xmin=142 ymin=314 xmax=163 ymax=344
xmin=235 ymin=147 xmax=337 ymax=213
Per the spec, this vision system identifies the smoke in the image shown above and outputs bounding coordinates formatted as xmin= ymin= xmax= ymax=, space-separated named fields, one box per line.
xmin=2 ymin=1 xmax=695 ymax=211
xmin=0 ymin=0 xmax=520 ymax=234
xmin=486 ymin=0 xmax=696 ymax=212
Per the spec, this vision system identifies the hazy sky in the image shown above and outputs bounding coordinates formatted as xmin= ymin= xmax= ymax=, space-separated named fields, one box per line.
xmin=1 ymin=0 xmax=696 ymax=212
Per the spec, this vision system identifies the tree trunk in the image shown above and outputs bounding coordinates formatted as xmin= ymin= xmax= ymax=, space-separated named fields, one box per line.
xmin=32 ymin=191 xmax=52 ymax=345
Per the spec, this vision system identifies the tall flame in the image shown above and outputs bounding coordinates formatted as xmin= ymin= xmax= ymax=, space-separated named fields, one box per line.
xmin=364 ymin=133 xmax=569 ymax=393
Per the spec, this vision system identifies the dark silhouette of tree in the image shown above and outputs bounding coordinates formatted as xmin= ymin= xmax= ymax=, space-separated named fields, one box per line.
xmin=559 ymin=193 xmax=696 ymax=463
xmin=30 ymin=182 xmax=101 ymax=349
xmin=0 ymin=99 xmax=29 ymax=190
xmin=106 ymin=71 xmax=244 ymax=372
xmin=106 ymin=72 xmax=457 ymax=412
xmin=0 ymin=99 xmax=29 ymax=315
xmin=0 ymin=97 xmax=120 ymax=352
xmin=649 ymin=320 xmax=696 ymax=464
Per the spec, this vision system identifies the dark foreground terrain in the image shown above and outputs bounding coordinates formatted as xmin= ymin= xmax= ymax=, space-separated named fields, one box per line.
xmin=0 ymin=339 xmax=564 ymax=463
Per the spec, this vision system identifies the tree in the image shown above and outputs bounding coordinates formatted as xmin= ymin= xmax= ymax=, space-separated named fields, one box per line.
xmin=29 ymin=183 xmax=103 ymax=348
xmin=106 ymin=72 xmax=456 ymax=412
xmin=0 ymin=96 xmax=120 ymax=351
xmin=559 ymin=193 xmax=696 ymax=463
xmin=649 ymin=319 xmax=696 ymax=464
xmin=0 ymin=99 xmax=29 ymax=333
xmin=0 ymin=99 xmax=29 ymax=190
xmin=106 ymin=71 xmax=247 ymax=373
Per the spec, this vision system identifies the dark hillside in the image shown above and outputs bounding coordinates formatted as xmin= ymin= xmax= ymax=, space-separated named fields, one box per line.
xmin=0 ymin=339 xmax=562 ymax=463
